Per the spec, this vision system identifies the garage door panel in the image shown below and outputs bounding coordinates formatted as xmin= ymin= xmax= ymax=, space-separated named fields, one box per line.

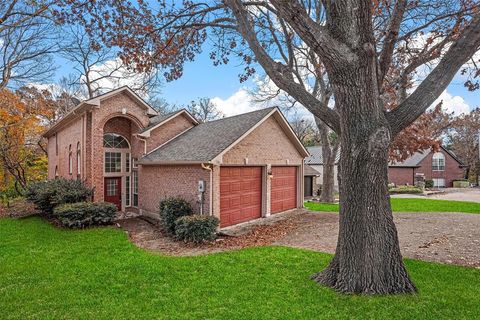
xmin=271 ymin=166 xmax=297 ymax=214
xmin=220 ymin=166 xmax=262 ymax=227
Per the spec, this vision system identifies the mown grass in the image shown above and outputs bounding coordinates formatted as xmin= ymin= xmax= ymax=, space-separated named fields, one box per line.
xmin=305 ymin=198 xmax=480 ymax=213
xmin=1 ymin=217 xmax=479 ymax=319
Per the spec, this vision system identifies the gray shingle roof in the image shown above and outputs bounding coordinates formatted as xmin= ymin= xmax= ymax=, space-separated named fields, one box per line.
xmin=140 ymin=110 xmax=184 ymax=134
xmin=140 ymin=107 xmax=275 ymax=163
xmin=389 ymin=149 xmax=430 ymax=167
xmin=305 ymin=146 xmax=340 ymax=165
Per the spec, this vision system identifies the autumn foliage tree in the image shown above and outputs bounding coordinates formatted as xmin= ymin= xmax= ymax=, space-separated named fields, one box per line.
xmin=53 ymin=0 xmax=480 ymax=294
xmin=446 ymin=108 xmax=480 ymax=182
xmin=0 ymin=88 xmax=53 ymax=196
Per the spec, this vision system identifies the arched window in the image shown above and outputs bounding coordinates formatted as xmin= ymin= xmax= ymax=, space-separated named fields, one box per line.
xmin=76 ymin=142 xmax=81 ymax=177
xmin=68 ymin=144 xmax=73 ymax=175
xmin=54 ymin=166 xmax=58 ymax=179
xmin=432 ymin=152 xmax=445 ymax=171
xmin=103 ymin=133 xmax=130 ymax=148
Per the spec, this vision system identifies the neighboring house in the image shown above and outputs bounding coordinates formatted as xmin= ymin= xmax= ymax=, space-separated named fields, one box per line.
xmin=304 ymin=146 xmax=340 ymax=192
xmin=388 ymin=146 xmax=466 ymax=188
xmin=304 ymin=145 xmax=465 ymax=191
xmin=304 ymin=165 xmax=321 ymax=197
xmin=43 ymin=87 xmax=308 ymax=228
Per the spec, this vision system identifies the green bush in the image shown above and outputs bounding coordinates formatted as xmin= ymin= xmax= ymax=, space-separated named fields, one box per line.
xmin=53 ymin=202 xmax=117 ymax=228
xmin=159 ymin=197 xmax=193 ymax=234
xmin=174 ymin=215 xmax=219 ymax=243
xmin=389 ymin=185 xmax=423 ymax=194
xmin=26 ymin=179 xmax=93 ymax=214
xmin=425 ymin=180 xmax=434 ymax=188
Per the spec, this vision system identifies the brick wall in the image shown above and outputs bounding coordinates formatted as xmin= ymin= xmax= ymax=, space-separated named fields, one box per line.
xmin=46 ymin=116 xmax=84 ymax=180
xmin=139 ymin=165 xmax=211 ymax=215
xmin=145 ymin=114 xmax=195 ymax=153
xmin=212 ymin=115 xmax=304 ymax=218
xmin=387 ymin=150 xmax=465 ymax=187
xmin=222 ymin=116 xmax=303 ymax=165
xmin=414 ymin=150 xmax=465 ymax=187
xmin=90 ymin=92 xmax=151 ymax=201
xmin=388 ymin=167 xmax=415 ymax=186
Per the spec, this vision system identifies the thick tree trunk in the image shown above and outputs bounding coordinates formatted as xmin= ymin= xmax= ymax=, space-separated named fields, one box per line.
xmin=312 ymin=133 xmax=416 ymax=294
xmin=320 ymin=154 xmax=335 ymax=203
xmin=316 ymin=118 xmax=339 ymax=203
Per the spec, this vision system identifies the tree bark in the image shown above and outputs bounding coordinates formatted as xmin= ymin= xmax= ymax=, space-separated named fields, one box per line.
xmin=316 ymin=118 xmax=339 ymax=203
xmin=320 ymin=156 xmax=336 ymax=203
xmin=311 ymin=54 xmax=416 ymax=294
xmin=312 ymin=133 xmax=416 ymax=294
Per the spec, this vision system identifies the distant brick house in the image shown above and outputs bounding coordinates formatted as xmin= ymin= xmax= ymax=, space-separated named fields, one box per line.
xmin=388 ymin=146 xmax=466 ymax=188
xmin=305 ymin=145 xmax=465 ymax=190
xmin=43 ymin=87 xmax=308 ymax=227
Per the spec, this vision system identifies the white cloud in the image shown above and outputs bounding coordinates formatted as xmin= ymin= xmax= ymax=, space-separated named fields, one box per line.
xmin=433 ymin=90 xmax=470 ymax=116
xmin=211 ymin=89 xmax=261 ymax=117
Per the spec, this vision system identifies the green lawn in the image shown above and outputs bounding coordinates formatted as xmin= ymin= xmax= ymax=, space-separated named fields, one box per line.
xmin=0 ymin=217 xmax=479 ymax=319
xmin=305 ymin=198 xmax=480 ymax=213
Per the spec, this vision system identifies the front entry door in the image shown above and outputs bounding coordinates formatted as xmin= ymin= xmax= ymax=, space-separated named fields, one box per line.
xmin=104 ymin=177 xmax=122 ymax=211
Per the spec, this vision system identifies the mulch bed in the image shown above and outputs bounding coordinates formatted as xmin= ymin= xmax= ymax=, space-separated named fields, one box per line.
xmin=117 ymin=214 xmax=304 ymax=256
xmin=0 ymin=199 xmax=39 ymax=219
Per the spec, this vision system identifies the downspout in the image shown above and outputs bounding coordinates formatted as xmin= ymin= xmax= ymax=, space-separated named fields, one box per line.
xmin=201 ymin=163 xmax=213 ymax=215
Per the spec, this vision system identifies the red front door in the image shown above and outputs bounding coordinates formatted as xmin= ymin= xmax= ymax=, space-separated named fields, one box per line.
xmin=104 ymin=177 xmax=122 ymax=211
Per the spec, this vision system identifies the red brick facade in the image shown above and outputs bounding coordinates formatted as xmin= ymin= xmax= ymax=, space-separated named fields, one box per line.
xmin=388 ymin=149 xmax=465 ymax=187
xmin=44 ymin=88 xmax=307 ymax=226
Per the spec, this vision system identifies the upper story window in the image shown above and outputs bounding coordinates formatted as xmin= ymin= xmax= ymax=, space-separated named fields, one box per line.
xmin=68 ymin=144 xmax=73 ymax=175
xmin=103 ymin=133 xmax=130 ymax=149
xmin=432 ymin=152 xmax=445 ymax=171
xmin=76 ymin=142 xmax=81 ymax=177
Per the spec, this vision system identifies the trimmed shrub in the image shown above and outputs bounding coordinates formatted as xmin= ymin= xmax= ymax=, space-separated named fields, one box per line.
xmin=159 ymin=197 xmax=193 ymax=234
xmin=425 ymin=180 xmax=434 ymax=189
xmin=174 ymin=215 xmax=219 ymax=243
xmin=26 ymin=179 xmax=93 ymax=214
xmin=389 ymin=185 xmax=423 ymax=194
xmin=53 ymin=202 xmax=116 ymax=228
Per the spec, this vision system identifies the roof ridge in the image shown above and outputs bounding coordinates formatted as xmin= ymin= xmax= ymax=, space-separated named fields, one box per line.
xmin=199 ymin=106 xmax=275 ymax=125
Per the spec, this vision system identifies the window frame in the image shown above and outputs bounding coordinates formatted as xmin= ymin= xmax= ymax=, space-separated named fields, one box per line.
xmin=432 ymin=152 xmax=445 ymax=171
xmin=68 ymin=144 xmax=73 ymax=175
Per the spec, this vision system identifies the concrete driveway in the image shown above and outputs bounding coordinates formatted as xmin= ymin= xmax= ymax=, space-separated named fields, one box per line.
xmin=275 ymin=211 xmax=480 ymax=268
xmin=391 ymin=188 xmax=480 ymax=203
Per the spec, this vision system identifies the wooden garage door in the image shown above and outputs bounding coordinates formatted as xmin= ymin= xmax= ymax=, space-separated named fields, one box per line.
xmin=271 ymin=166 xmax=297 ymax=214
xmin=220 ymin=167 xmax=262 ymax=227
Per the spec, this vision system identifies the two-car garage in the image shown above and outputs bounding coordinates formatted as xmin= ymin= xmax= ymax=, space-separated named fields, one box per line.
xmin=219 ymin=166 xmax=298 ymax=227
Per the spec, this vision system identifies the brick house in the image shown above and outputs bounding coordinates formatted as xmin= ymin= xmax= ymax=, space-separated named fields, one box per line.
xmin=388 ymin=146 xmax=466 ymax=187
xmin=43 ymin=87 xmax=308 ymax=227
xmin=305 ymin=145 xmax=465 ymax=190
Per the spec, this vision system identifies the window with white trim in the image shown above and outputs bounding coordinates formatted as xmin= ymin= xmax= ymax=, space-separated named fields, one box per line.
xmin=132 ymin=171 xmax=138 ymax=207
xmin=103 ymin=133 xmax=129 ymax=148
xmin=105 ymin=152 xmax=122 ymax=173
xmin=432 ymin=152 xmax=445 ymax=171
xmin=125 ymin=176 xmax=131 ymax=207
xmin=68 ymin=144 xmax=73 ymax=175
xmin=76 ymin=142 xmax=81 ymax=178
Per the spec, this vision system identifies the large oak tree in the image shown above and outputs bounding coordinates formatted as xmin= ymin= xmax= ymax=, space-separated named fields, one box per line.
xmin=56 ymin=0 xmax=480 ymax=294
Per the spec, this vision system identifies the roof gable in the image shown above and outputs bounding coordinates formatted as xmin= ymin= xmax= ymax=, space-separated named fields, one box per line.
xmin=138 ymin=109 xmax=198 ymax=137
xmin=139 ymin=107 xmax=308 ymax=164
xmin=42 ymin=86 xmax=158 ymax=138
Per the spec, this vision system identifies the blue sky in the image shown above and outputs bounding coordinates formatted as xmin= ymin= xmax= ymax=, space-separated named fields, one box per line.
xmin=52 ymin=43 xmax=479 ymax=116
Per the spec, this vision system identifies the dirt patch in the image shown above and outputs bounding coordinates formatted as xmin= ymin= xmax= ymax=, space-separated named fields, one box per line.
xmin=120 ymin=210 xmax=480 ymax=268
